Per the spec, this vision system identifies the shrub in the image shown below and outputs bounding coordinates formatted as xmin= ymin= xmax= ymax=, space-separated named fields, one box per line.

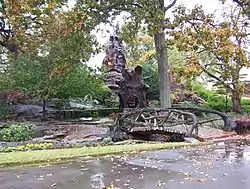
xmin=242 ymin=98 xmax=250 ymax=113
xmin=104 ymin=99 xmax=120 ymax=108
xmin=202 ymin=94 xmax=232 ymax=112
xmin=234 ymin=118 xmax=250 ymax=134
xmin=92 ymin=111 xmax=99 ymax=118
xmin=0 ymin=143 xmax=53 ymax=153
xmin=189 ymin=81 xmax=231 ymax=112
xmin=0 ymin=105 xmax=11 ymax=120
xmin=0 ymin=123 xmax=34 ymax=142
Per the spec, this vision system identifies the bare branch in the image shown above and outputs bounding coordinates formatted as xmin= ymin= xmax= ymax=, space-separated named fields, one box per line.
xmin=131 ymin=3 xmax=143 ymax=8
xmin=164 ymin=0 xmax=177 ymax=12
xmin=202 ymin=68 xmax=232 ymax=90
xmin=233 ymin=0 xmax=250 ymax=18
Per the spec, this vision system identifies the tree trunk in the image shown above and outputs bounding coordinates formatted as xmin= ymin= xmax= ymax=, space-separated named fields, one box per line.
xmin=0 ymin=41 xmax=19 ymax=57
xmin=231 ymin=91 xmax=242 ymax=113
xmin=154 ymin=32 xmax=171 ymax=108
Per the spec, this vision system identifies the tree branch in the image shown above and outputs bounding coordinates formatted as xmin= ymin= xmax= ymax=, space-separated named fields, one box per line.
xmin=202 ymin=68 xmax=232 ymax=90
xmin=164 ymin=0 xmax=177 ymax=12
xmin=233 ymin=0 xmax=250 ymax=18
xmin=131 ymin=3 xmax=143 ymax=8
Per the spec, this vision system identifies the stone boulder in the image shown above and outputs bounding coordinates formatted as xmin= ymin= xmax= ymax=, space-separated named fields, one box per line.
xmin=10 ymin=105 xmax=56 ymax=118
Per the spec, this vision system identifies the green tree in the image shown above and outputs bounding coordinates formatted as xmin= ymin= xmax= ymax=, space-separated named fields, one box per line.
xmin=6 ymin=54 xmax=70 ymax=117
xmin=4 ymin=54 xmax=109 ymax=115
xmin=168 ymin=4 xmax=250 ymax=113
xmin=57 ymin=66 xmax=110 ymax=102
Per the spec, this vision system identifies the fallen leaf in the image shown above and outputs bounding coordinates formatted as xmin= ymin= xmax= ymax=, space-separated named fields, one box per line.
xmin=196 ymin=178 xmax=206 ymax=182
xmin=124 ymin=183 xmax=130 ymax=186
xmin=51 ymin=183 xmax=57 ymax=187
xmin=81 ymin=168 xmax=89 ymax=171
xmin=38 ymin=163 xmax=51 ymax=168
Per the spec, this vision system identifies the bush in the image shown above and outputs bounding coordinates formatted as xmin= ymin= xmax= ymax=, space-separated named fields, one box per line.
xmin=242 ymin=98 xmax=250 ymax=113
xmin=0 ymin=143 xmax=53 ymax=153
xmin=104 ymin=98 xmax=120 ymax=108
xmin=0 ymin=123 xmax=34 ymax=142
xmin=202 ymin=94 xmax=232 ymax=112
xmin=234 ymin=118 xmax=250 ymax=134
xmin=189 ymin=82 xmax=232 ymax=112
xmin=142 ymin=62 xmax=160 ymax=101
xmin=0 ymin=105 xmax=11 ymax=120
xmin=92 ymin=111 xmax=99 ymax=118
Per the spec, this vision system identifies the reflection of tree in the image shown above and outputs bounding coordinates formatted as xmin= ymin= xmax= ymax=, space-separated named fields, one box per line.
xmin=222 ymin=147 xmax=244 ymax=164
xmin=236 ymin=149 xmax=244 ymax=164
xmin=90 ymin=159 xmax=105 ymax=188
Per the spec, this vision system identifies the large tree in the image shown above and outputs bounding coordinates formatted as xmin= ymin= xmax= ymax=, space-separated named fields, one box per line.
xmin=76 ymin=0 xmax=179 ymax=108
xmin=168 ymin=4 xmax=250 ymax=113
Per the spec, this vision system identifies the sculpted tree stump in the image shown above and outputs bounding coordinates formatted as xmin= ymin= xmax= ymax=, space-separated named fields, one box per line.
xmin=102 ymin=27 xmax=149 ymax=112
xmin=118 ymin=66 xmax=149 ymax=111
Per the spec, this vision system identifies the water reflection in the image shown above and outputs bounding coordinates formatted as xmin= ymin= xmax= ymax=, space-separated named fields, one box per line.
xmin=90 ymin=160 xmax=105 ymax=188
xmin=218 ymin=142 xmax=250 ymax=165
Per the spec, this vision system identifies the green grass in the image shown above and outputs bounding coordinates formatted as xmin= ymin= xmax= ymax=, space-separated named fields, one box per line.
xmin=0 ymin=142 xmax=205 ymax=167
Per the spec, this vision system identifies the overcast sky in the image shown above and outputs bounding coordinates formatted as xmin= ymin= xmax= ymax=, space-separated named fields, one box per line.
xmin=91 ymin=0 xmax=223 ymax=45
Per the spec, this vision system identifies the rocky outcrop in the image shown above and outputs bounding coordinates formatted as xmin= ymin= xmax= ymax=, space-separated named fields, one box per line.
xmin=10 ymin=105 xmax=56 ymax=118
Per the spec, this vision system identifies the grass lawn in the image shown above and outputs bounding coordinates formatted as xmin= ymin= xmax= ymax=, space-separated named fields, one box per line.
xmin=0 ymin=142 xmax=206 ymax=167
